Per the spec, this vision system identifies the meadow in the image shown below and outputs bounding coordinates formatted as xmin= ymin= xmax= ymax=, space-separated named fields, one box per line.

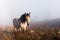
xmin=0 ymin=26 xmax=60 ymax=40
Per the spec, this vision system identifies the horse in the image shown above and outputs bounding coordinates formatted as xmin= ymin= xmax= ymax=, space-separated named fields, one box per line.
xmin=13 ymin=12 xmax=31 ymax=32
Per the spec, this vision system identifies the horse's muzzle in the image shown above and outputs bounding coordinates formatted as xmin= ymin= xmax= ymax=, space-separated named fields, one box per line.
xmin=27 ymin=24 xmax=29 ymax=25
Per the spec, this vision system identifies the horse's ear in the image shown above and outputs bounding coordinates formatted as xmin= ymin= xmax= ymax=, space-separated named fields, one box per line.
xmin=29 ymin=12 xmax=31 ymax=14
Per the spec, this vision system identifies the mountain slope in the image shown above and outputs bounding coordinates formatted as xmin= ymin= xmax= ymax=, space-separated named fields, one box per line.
xmin=29 ymin=19 xmax=60 ymax=30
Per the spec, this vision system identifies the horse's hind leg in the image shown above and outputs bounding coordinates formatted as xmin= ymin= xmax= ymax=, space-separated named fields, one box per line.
xmin=17 ymin=28 xmax=20 ymax=32
xmin=19 ymin=28 xmax=22 ymax=32
xmin=14 ymin=27 xmax=18 ymax=32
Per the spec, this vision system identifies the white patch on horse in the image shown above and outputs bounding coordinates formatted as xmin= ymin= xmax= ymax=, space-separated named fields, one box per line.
xmin=20 ymin=22 xmax=27 ymax=30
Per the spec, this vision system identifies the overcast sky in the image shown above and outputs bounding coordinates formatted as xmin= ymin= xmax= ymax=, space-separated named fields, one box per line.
xmin=0 ymin=0 xmax=60 ymax=25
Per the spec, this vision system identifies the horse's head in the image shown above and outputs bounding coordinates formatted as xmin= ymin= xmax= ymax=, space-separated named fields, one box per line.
xmin=25 ymin=12 xmax=31 ymax=25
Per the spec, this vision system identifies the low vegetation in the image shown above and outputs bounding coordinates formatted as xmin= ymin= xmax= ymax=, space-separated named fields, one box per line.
xmin=0 ymin=26 xmax=60 ymax=40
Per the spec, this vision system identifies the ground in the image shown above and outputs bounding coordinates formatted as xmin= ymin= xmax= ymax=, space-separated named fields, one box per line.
xmin=0 ymin=27 xmax=60 ymax=40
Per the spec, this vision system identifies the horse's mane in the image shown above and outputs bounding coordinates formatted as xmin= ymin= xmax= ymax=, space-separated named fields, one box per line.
xmin=19 ymin=13 xmax=26 ymax=22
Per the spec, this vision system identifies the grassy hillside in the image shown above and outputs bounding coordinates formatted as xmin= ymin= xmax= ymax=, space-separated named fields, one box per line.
xmin=0 ymin=27 xmax=60 ymax=40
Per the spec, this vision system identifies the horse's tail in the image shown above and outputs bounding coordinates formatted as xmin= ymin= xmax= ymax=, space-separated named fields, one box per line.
xmin=13 ymin=18 xmax=17 ymax=27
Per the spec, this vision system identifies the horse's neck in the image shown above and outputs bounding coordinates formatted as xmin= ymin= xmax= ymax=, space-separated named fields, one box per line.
xmin=18 ymin=19 xmax=27 ymax=24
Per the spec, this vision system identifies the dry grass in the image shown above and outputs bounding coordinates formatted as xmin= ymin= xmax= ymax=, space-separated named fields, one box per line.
xmin=0 ymin=27 xmax=60 ymax=40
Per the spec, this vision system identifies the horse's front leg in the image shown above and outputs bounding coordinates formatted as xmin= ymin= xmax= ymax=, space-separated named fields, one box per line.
xmin=18 ymin=27 xmax=22 ymax=32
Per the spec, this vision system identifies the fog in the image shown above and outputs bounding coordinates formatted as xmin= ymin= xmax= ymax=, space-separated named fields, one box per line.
xmin=0 ymin=0 xmax=60 ymax=25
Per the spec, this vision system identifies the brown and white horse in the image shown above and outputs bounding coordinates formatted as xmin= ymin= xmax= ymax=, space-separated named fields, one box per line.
xmin=13 ymin=12 xmax=31 ymax=32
